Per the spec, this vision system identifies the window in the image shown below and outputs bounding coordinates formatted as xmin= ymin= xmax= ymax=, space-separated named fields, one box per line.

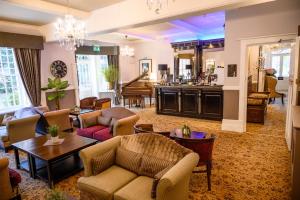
xmin=0 ymin=47 xmax=30 ymax=112
xmin=76 ymin=55 xmax=109 ymax=99
xmin=179 ymin=59 xmax=190 ymax=77
xmin=271 ymin=48 xmax=291 ymax=77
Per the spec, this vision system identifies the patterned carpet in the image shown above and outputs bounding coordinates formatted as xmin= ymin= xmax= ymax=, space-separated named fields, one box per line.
xmin=0 ymin=104 xmax=291 ymax=200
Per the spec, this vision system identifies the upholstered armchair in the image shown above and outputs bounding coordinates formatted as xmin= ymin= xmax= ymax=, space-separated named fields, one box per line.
xmin=265 ymin=76 xmax=284 ymax=104
xmin=94 ymin=98 xmax=111 ymax=110
xmin=78 ymin=133 xmax=199 ymax=200
xmin=80 ymin=97 xmax=97 ymax=110
xmin=0 ymin=157 xmax=21 ymax=200
xmin=44 ymin=109 xmax=73 ymax=132
xmin=0 ymin=114 xmax=40 ymax=152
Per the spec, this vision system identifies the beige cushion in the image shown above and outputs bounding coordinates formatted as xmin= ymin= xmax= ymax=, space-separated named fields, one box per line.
xmin=114 ymin=176 xmax=154 ymax=200
xmin=247 ymin=98 xmax=264 ymax=105
xmin=248 ymin=93 xmax=268 ymax=99
xmin=115 ymin=147 xmax=142 ymax=174
xmin=139 ymin=154 xmax=176 ymax=178
xmin=91 ymin=149 xmax=115 ymax=175
xmin=78 ymin=165 xmax=137 ymax=200
xmin=98 ymin=116 xmax=112 ymax=126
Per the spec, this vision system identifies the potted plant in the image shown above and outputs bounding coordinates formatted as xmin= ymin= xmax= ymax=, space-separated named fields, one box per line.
xmin=41 ymin=78 xmax=69 ymax=110
xmin=102 ymin=65 xmax=119 ymax=90
xmin=48 ymin=125 xmax=59 ymax=143
xmin=45 ymin=189 xmax=67 ymax=200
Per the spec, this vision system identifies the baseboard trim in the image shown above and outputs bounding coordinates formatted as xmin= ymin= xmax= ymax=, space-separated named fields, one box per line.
xmin=221 ymin=119 xmax=245 ymax=133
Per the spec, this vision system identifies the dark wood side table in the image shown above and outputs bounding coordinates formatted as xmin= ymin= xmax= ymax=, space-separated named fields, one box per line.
xmin=12 ymin=134 xmax=97 ymax=188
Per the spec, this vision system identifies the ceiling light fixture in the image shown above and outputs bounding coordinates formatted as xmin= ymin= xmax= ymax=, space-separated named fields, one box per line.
xmin=120 ymin=35 xmax=135 ymax=57
xmin=54 ymin=0 xmax=86 ymax=51
xmin=146 ymin=0 xmax=175 ymax=14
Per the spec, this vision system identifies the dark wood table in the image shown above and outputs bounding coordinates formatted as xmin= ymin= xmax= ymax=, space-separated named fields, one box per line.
xmin=12 ymin=134 xmax=97 ymax=188
xmin=170 ymin=129 xmax=207 ymax=140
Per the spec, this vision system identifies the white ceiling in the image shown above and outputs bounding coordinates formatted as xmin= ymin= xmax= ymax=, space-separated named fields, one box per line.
xmin=91 ymin=11 xmax=225 ymax=43
xmin=0 ymin=0 xmax=124 ymax=25
xmin=42 ymin=0 xmax=125 ymax=12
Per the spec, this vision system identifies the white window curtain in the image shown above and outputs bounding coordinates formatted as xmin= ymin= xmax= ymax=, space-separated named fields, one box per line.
xmin=76 ymin=55 xmax=109 ymax=99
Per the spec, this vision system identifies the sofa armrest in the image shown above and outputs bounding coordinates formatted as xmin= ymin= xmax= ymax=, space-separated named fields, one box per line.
xmin=78 ymin=110 xmax=101 ymax=128
xmin=79 ymin=136 xmax=121 ymax=177
xmin=0 ymin=157 xmax=9 ymax=170
xmin=113 ymin=115 xmax=140 ymax=136
xmin=156 ymin=153 xmax=199 ymax=200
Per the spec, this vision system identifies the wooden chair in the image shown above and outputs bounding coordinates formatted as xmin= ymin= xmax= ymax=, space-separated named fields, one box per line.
xmin=173 ymin=134 xmax=216 ymax=191
xmin=265 ymin=76 xmax=285 ymax=104
xmin=94 ymin=98 xmax=111 ymax=110
xmin=80 ymin=97 xmax=97 ymax=110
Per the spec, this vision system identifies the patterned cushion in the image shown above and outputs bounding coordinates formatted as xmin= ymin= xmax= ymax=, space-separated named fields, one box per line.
xmin=98 ymin=116 xmax=112 ymax=126
xmin=77 ymin=125 xmax=106 ymax=138
xmin=151 ymin=165 xmax=174 ymax=199
xmin=139 ymin=154 xmax=176 ymax=178
xmin=83 ymin=116 xmax=98 ymax=128
xmin=8 ymin=168 xmax=21 ymax=187
xmin=109 ymin=118 xmax=117 ymax=133
xmin=91 ymin=149 xmax=115 ymax=175
xmin=248 ymin=93 xmax=268 ymax=99
xmin=247 ymin=98 xmax=264 ymax=105
xmin=115 ymin=147 xmax=142 ymax=174
xmin=93 ymin=128 xmax=112 ymax=141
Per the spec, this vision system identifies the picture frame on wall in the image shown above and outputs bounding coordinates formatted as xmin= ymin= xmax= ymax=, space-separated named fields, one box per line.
xmin=139 ymin=59 xmax=152 ymax=76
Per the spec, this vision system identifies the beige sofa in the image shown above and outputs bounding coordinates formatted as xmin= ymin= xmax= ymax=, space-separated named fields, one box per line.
xmin=78 ymin=107 xmax=140 ymax=138
xmin=78 ymin=133 xmax=199 ymax=200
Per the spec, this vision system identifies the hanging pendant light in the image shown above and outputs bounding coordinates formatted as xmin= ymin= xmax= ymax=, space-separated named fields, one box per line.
xmin=120 ymin=35 xmax=135 ymax=57
xmin=146 ymin=0 xmax=175 ymax=14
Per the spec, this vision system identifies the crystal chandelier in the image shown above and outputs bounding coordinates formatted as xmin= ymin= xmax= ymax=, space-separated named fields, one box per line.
xmin=54 ymin=14 xmax=86 ymax=51
xmin=120 ymin=35 xmax=134 ymax=57
xmin=146 ymin=0 xmax=174 ymax=14
xmin=120 ymin=45 xmax=135 ymax=57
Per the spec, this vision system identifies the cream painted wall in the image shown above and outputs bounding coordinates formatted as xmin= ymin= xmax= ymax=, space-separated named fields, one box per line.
xmin=119 ymin=40 xmax=174 ymax=83
xmin=224 ymin=0 xmax=300 ymax=87
xmin=40 ymin=42 xmax=78 ymax=106
xmin=0 ymin=20 xmax=41 ymax=36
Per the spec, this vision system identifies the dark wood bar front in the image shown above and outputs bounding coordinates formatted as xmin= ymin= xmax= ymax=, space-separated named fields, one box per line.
xmin=155 ymin=85 xmax=223 ymax=120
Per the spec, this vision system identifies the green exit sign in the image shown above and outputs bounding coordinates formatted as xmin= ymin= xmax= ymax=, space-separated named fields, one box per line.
xmin=93 ymin=45 xmax=100 ymax=52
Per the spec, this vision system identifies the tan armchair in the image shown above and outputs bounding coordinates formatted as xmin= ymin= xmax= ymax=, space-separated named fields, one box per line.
xmin=78 ymin=133 xmax=199 ymax=200
xmin=0 ymin=115 xmax=40 ymax=152
xmin=265 ymin=76 xmax=284 ymax=104
xmin=44 ymin=109 xmax=73 ymax=132
xmin=0 ymin=158 xmax=21 ymax=200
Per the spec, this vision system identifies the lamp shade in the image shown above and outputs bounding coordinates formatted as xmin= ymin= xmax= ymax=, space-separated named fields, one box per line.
xmin=158 ymin=64 xmax=168 ymax=71
xmin=186 ymin=64 xmax=192 ymax=70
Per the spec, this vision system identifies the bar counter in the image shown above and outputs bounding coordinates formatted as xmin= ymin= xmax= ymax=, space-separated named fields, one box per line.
xmin=155 ymin=84 xmax=223 ymax=120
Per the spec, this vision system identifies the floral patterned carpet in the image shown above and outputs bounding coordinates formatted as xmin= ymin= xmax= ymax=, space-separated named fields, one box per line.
xmin=0 ymin=104 xmax=291 ymax=200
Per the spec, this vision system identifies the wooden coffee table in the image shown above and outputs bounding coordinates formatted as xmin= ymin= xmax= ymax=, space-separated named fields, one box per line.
xmin=12 ymin=133 xmax=97 ymax=188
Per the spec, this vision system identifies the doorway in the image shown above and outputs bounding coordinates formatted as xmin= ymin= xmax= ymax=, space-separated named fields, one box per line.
xmin=241 ymin=34 xmax=297 ymax=149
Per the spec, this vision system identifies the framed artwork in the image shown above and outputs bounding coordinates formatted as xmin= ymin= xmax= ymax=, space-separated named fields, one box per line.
xmin=139 ymin=59 xmax=152 ymax=76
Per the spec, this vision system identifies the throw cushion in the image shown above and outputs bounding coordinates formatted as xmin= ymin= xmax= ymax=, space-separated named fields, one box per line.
xmin=151 ymin=165 xmax=174 ymax=199
xmin=8 ymin=168 xmax=22 ymax=187
xmin=115 ymin=147 xmax=142 ymax=174
xmin=83 ymin=116 xmax=98 ymax=128
xmin=93 ymin=128 xmax=112 ymax=141
xmin=91 ymin=149 xmax=115 ymax=175
xmin=109 ymin=118 xmax=117 ymax=133
xmin=97 ymin=116 xmax=112 ymax=126
xmin=139 ymin=154 xmax=176 ymax=178
xmin=77 ymin=125 xmax=106 ymax=138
